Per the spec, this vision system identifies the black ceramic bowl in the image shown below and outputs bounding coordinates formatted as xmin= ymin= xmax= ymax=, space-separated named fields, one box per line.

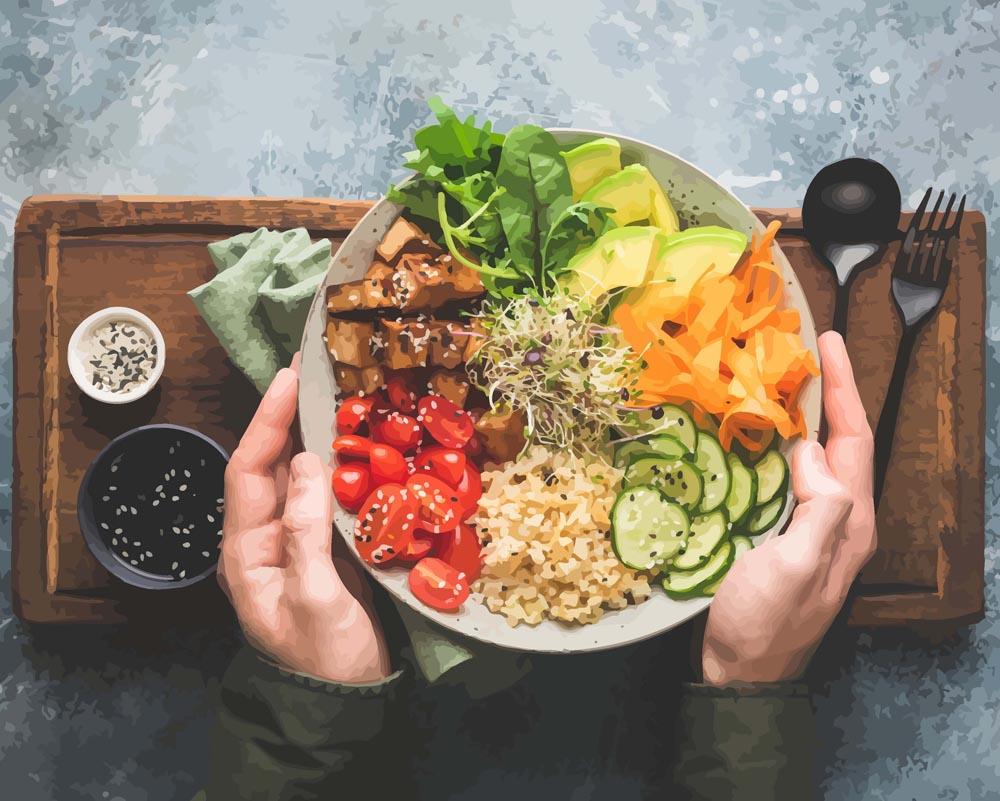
xmin=78 ymin=424 xmax=229 ymax=590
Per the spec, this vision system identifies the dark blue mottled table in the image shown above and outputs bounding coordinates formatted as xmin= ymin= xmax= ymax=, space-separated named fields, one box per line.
xmin=1 ymin=2 xmax=997 ymax=798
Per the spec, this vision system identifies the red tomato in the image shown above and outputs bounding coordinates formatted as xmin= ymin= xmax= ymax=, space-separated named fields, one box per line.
xmin=417 ymin=395 xmax=474 ymax=449
xmin=372 ymin=411 xmax=422 ymax=453
xmin=396 ymin=534 xmax=435 ymax=564
xmin=370 ymin=443 xmax=408 ymax=486
xmin=453 ymin=462 xmax=483 ymax=520
xmin=405 ymin=474 xmax=464 ymax=534
xmin=437 ymin=523 xmax=482 ymax=581
xmin=354 ymin=484 xmax=418 ymax=565
xmin=408 ymin=557 xmax=471 ymax=611
xmin=332 ymin=463 xmax=372 ymax=513
xmin=413 ymin=447 xmax=467 ymax=487
xmin=386 ymin=374 xmax=418 ymax=414
xmin=336 ymin=395 xmax=375 ymax=435
xmin=332 ymin=435 xmax=373 ymax=462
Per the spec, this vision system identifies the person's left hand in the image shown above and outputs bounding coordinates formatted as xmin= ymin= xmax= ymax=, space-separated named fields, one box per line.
xmin=701 ymin=332 xmax=876 ymax=685
xmin=218 ymin=358 xmax=391 ymax=684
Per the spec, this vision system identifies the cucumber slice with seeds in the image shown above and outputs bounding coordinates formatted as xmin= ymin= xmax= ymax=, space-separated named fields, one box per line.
xmin=662 ymin=540 xmax=733 ymax=597
xmin=671 ymin=510 xmax=728 ymax=571
xmin=639 ymin=404 xmax=697 ymax=453
xmin=625 ymin=457 xmax=703 ymax=509
xmin=723 ymin=453 xmax=757 ymax=527
xmin=611 ymin=486 xmax=690 ymax=570
xmin=754 ymin=450 xmax=788 ymax=506
xmin=747 ymin=494 xmax=786 ymax=535
xmin=692 ymin=433 xmax=730 ymax=513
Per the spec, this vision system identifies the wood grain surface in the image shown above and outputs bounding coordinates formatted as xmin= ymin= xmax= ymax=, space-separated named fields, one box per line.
xmin=12 ymin=196 xmax=986 ymax=627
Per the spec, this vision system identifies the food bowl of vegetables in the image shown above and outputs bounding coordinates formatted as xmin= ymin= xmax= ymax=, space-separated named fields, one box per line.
xmin=298 ymin=99 xmax=820 ymax=653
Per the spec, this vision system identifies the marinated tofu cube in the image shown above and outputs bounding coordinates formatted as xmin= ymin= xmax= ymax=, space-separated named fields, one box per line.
xmin=427 ymin=369 xmax=471 ymax=407
xmin=427 ymin=321 xmax=467 ymax=369
xmin=376 ymin=217 xmax=441 ymax=264
xmin=380 ymin=318 xmax=432 ymax=370
xmin=333 ymin=363 xmax=384 ymax=396
xmin=475 ymin=407 xmax=527 ymax=464
xmin=325 ymin=318 xmax=377 ymax=368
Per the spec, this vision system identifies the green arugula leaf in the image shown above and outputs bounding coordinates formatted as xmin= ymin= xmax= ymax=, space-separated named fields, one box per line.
xmin=541 ymin=201 xmax=615 ymax=281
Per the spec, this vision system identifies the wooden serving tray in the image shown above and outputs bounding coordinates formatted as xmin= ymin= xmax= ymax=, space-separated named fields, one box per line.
xmin=12 ymin=196 xmax=986 ymax=628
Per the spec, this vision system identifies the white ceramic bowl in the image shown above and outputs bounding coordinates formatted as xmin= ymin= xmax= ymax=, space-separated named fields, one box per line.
xmin=299 ymin=130 xmax=821 ymax=654
xmin=68 ymin=306 xmax=166 ymax=404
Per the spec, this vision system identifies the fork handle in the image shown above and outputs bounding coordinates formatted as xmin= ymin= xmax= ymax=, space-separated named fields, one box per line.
xmin=873 ymin=326 xmax=920 ymax=507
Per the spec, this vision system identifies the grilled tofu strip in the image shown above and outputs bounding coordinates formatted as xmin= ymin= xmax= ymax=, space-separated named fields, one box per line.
xmin=427 ymin=368 xmax=471 ymax=407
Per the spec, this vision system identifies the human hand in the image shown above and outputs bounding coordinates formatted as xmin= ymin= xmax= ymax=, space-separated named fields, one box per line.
xmin=701 ymin=332 xmax=876 ymax=685
xmin=219 ymin=359 xmax=391 ymax=684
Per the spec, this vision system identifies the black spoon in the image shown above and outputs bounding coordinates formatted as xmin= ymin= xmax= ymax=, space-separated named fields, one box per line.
xmin=802 ymin=158 xmax=902 ymax=337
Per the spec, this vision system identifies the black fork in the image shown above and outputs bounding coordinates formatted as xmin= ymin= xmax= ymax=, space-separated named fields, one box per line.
xmin=873 ymin=189 xmax=966 ymax=506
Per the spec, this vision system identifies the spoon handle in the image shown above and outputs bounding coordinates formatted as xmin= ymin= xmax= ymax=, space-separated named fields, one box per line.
xmin=831 ymin=284 xmax=850 ymax=338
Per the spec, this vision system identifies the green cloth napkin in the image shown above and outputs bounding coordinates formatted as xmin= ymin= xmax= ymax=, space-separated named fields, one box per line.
xmin=189 ymin=227 xmax=529 ymax=695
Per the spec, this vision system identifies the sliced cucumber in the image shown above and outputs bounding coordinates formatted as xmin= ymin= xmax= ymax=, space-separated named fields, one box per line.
xmin=624 ymin=457 xmax=703 ymax=509
xmin=611 ymin=486 xmax=690 ymax=570
xmin=662 ymin=540 xmax=733 ymax=597
xmin=723 ymin=453 xmax=757 ymax=527
xmin=731 ymin=535 xmax=754 ymax=556
xmin=747 ymin=495 xmax=786 ymax=535
xmin=754 ymin=449 xmax=788 ymax=506
xmin=671 ymin=510 xmax=728 ymax=571
xmin=646 ymin=435 xmax=687 ymax=461
xmin=692 ymin=433 xmax=730 ymax=513
xmin=643 ymin=404 xmax=697 ymax=453
xmin=614 ymin=440 xmax=651 ymax=468
xmin=702 ymin=536 xmax=752 ymax=596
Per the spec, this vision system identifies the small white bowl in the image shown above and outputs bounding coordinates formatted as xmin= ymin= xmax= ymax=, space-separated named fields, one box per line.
xmin=68 ymin=307 xmax=166 ymax=404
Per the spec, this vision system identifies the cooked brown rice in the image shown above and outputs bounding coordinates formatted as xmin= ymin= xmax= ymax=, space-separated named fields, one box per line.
xmin=472 ymin=446 xmax=652 ymax=626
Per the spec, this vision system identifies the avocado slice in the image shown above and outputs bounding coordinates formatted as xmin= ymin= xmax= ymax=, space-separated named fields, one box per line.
xmin=622 ymin=226 xmax=748 ymax=317
xmin=581 ymin=164 xmax=680 ymax=234
xmin=559 ymin=226 xmax=663 ymax=305
xmin=561 ymin=137 xmax=622 ymax=200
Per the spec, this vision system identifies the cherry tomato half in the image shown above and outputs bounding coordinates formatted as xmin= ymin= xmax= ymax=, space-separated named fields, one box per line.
xmin=372 ymin=411 xmax=422 ymax=453
xmin=354 ymin=484 xmax=418 ymax=565
xmin=408 ymin=557 xmax=470 ymax=611
xmin=437 ymin=523 xmax=482 ymax=581
xmin=336 ymin=395 xmax=376 ymax=436
xmin=332 ymin=434 xmax=373 ymax=463
xmin=417 ymin=395 xmax=474 ymax=449
xmin=396 ymin=534 xmax=436 ymax=564
xmin=413 ymin=447 xmax=467 ymax=487
xmin=370 ymin=443 xmax=409 ymax=486
xmin=332 ymin=463 xmax=372 ymax=513
xmin=405 ymin=474 xmax=463 ymax=534
xmin=386 ymin=373 xmax=419 ymax=414
xmin=453 ymin=462 xmax=483 ymax=520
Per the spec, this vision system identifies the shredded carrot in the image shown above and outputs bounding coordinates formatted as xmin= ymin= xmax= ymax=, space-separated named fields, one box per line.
xmin=614 ymin=220 xmax=818 ymax=452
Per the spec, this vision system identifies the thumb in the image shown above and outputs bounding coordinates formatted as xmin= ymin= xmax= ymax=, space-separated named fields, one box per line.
xmin=282 ymin=452 xmax=334 ymax=569
xmin=784 ymin=440 xmax=853 ymax=555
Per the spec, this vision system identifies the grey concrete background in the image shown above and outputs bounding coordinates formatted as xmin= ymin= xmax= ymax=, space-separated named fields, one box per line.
xmin=1 ymin=1 xmax=997 ymax=798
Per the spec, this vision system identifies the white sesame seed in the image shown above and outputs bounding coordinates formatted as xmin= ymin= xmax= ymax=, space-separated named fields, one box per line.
xmin=206 ymin=514 xmax=215 ymax=523
xmin=152 ymin=500 xmax=160 ymax=507
xmin=171 ymin=496 xmax=180 ymax=502
xmin=109 ymin=485 xmax=117 ymax=491
xmin=100 ymin=523 xmax=109 ymax=530
xmin=114 ymin=527 xmax=122 ymax=534
xmin=179 ymin=484 xmax=188 ymax=492
xmin=171 ymin=561 xmax=179 ymax=570
xmin=111 ymin=538 xmax=118 ymax=545
xmin=184 ymin=470 xmax=191 ymax=478
xmin=179 ymin=570 xmax=186 ymax=578
xmin=182 ymin=542 xmax=190 ymax=548
xmin=172 ymin=527 xmax=181 ymax=534
xmin=201 ymin=551 xmax=210 ymax=557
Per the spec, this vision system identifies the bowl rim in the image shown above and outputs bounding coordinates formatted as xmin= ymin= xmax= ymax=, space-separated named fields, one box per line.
xmin=67 ymin=306 xmax=167 ymax=405
xmin=299 ymin=128 xmax=821 ymax=653
xmin=77 ymin=423 xmax=230 ymax=590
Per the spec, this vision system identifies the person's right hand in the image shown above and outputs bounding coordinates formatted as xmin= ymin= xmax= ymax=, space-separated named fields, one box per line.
xmin=701 ymin=332 xmax=876 ymax=685
xmin=219 ymin=360 xmax=391 ymax=684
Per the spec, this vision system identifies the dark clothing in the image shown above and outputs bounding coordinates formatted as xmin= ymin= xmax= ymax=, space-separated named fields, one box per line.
xmin=197 ymin=645 xmax=814 ymax=800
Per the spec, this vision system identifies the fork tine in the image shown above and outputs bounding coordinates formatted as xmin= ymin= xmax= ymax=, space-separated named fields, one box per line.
xmin=949 ymin=194 xmax=966 ymax=234
xmin=926 ymin=189 xmax=946 ymax=231
xmin=909 ymin=187 xmax=933 ymax=233
xmin=939 ymin=193 xmax=957 ymax=232
xmin=924 ymin=236 xmax=945 ymax=283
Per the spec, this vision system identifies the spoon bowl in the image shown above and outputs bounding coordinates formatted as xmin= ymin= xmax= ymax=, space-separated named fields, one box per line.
xmin=802 ymin=158 xmax=901 ymax=335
